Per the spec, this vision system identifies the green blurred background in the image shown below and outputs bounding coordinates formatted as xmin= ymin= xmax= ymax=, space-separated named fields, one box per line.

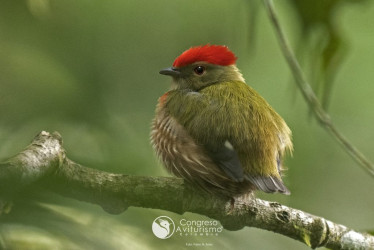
xmin=0 ymin=0 xmax=374 ymax=249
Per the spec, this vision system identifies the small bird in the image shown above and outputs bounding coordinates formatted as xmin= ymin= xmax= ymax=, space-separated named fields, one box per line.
xmin=151 ymin=45 xmax=292 ymax=198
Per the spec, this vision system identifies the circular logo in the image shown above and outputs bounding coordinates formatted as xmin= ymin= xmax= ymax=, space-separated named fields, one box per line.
xmin=152 ymin=216 xmax=175 ymax=239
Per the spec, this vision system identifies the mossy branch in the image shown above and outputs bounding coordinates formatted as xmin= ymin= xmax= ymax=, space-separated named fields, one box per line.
xmin=0 ymin=131 xmax=373 ymax=249
xmin=263 ymin=0 xmax=374 ymax=178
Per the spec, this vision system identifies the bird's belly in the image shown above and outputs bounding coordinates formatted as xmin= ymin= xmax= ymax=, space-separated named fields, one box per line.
xmin=150 ymin=110 xmax=253 ymax=197
xmin=150 ymin=111 xmax=210 ymax=178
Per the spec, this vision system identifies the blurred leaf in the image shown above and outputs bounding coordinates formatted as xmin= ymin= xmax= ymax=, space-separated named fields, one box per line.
xmin=0 ymin=201 xmax=13 ymax=215
xmin=289 ymin=0 xmax=368 ymax=109
xmin=0 ymin=199 xmax=151 ymax=250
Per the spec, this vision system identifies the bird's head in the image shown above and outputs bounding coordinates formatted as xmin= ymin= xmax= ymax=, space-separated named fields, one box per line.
xmin=160 ymin=45 xmax=245 ymax=91
xmin=158 ymin=219 xmax=170 ymax=229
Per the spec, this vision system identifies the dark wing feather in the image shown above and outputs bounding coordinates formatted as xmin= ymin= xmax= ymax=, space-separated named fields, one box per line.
xmin=206 ymin=141 xmax=244 ymax=182
xmin=244 ymin=174 xmax=290 ymax=195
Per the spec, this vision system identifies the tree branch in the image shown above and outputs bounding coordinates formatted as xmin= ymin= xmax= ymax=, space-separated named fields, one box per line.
xmin=0 ymin=131 xmax=373 ymax=249
xmin=263 ymin=0 xmax=374 ymax=178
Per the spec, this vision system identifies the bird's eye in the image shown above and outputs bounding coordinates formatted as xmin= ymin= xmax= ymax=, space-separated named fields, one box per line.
xmin=194 ymin=66 xmax=205 ymax=75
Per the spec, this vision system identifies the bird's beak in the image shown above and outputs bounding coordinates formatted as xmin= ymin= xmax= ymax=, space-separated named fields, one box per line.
xmin=159 ymin=67 xmax=180 ymax=76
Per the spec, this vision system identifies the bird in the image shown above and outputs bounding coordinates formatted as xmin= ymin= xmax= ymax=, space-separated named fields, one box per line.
xmin=150 ymin=44 xmax=293 ymax=198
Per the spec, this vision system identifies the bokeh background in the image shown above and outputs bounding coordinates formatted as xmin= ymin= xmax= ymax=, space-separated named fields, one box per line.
xmin=1 ymin=0 xmax=374 ymax=249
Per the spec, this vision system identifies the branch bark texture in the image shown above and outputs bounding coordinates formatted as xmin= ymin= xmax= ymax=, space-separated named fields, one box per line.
xmin=0 ymin=131 xmax=373 ymax=249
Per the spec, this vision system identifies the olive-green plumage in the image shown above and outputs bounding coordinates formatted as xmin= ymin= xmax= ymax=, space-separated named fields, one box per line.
xmin=165 ymin=81 xmax=292 ymax=177
xmin=151 ymin=45 xmax=292 ymax=197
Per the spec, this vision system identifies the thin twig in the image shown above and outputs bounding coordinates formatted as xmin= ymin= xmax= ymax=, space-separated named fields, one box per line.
xmin=263 ymin=0 xmax=374 ymax=177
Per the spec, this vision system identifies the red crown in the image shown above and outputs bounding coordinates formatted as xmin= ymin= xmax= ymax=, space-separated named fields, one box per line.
xmin=172 ymin=45 xmax=237 ymax=68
